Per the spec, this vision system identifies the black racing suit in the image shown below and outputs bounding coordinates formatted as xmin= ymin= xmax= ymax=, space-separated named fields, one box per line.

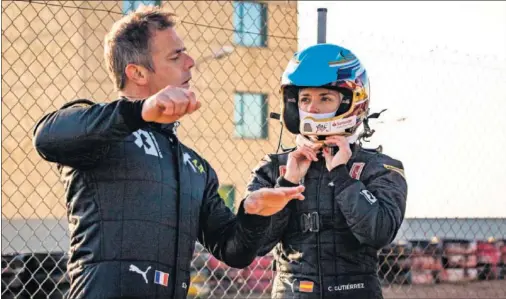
xmin=246 ymin=144 xmax=408 ymax=299
xmin=32 ymin=98 xmax=272 ymax=299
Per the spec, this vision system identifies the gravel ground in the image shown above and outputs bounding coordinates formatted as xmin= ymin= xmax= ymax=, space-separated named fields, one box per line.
xmin=191 ymin=280 xmax=506 ymax=299
xmin=382 ymin=280 xmax=506 ymax=299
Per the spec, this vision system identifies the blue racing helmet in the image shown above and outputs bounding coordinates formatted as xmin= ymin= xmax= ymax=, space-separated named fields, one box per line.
xmin=280 ymin=43 xmax=370 ymax=137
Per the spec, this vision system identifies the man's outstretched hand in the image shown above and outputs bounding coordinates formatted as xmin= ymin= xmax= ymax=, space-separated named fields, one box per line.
xmin=243 ymin=185 xmax=305 ymax=216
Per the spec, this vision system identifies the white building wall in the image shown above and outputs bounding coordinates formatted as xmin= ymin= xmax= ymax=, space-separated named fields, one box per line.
xmin=297 ymin=1 xmax=506 ymax=218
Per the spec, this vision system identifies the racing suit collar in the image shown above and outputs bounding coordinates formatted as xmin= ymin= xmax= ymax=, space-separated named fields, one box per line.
xmin=148 ymin=121 xmax=180 ymax=136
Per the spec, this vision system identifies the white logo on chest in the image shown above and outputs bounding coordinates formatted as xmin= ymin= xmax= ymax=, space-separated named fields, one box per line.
xmin=129 ymin=264 xmax=151 ymax=284
xmin=132 ymin=129 xmax=162 ymax=158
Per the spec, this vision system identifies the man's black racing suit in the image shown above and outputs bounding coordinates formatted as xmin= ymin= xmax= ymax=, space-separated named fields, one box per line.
xmin=32 ymin=98 xmax=272 ymax=299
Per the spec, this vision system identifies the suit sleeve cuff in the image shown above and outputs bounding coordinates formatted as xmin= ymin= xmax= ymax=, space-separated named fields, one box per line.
xmin=237 ymin=200 xmax=272 ymax=231
xmin=119 ymin=99 xmax=147 ymax=131
xmin=275 ymin=176 xmax=300 ymax=188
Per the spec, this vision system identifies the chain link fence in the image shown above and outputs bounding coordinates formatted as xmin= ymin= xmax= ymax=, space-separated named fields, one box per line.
xmin=2 ymin=1 xmax=506 ymax=298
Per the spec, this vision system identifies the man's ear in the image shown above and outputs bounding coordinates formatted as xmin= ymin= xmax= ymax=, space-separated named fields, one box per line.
xmin=124 ymin=64 xmax=149 ymax=86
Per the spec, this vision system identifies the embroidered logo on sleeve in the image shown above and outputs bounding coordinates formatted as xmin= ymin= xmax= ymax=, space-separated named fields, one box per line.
xmin=360 ymin=190 xmax=377 ymax=204
xmin=384 ymin=164 xmax=405 ymax=179
xmin=349 ymin=162 xmax=365 ymax=180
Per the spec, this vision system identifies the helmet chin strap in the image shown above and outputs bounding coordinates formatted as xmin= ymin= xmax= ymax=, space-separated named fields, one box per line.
xmin=295 ymin=132 xmax=359 ymax=150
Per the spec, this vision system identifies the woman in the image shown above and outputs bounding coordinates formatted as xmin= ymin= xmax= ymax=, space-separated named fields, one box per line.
xmin=245 ymin=43 xmax=408 ymax=298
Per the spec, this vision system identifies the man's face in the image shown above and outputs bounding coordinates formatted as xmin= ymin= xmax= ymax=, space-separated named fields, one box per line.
xmin=146 ymin=27 xmax=194 ymax=94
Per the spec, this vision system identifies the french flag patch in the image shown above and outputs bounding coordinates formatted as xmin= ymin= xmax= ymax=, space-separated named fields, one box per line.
xmin=154 ymin=270 xmax=169 ymax=287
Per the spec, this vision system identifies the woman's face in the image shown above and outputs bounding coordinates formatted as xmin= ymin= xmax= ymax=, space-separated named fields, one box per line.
xmin=298 ymin=87 xmax=342 ymax=114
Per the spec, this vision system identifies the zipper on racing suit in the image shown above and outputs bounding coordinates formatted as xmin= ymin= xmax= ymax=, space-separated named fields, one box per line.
xmin=316 ymin=160 xmax=324 ymax=299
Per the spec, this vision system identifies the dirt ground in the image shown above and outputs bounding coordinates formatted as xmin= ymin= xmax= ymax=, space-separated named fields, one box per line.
xmin=195 ymin=281 xmax=506 ymax=299
xmin=382 ymin=280 xmax=506 ymax=299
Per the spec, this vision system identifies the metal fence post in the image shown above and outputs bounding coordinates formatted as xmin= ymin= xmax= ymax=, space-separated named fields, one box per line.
xmin=317 ymin=7 xmax=327 ymax=44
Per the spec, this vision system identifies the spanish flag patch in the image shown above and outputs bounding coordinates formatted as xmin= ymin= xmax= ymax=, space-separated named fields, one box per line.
xmin=299 ymin=280 xmax=314 ymax=293
xmin=384 ymin=164 xmax=405 ymax=179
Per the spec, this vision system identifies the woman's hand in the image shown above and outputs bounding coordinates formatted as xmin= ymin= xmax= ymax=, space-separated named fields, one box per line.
xmin=322 ymin=136 xmax=352 ymax=172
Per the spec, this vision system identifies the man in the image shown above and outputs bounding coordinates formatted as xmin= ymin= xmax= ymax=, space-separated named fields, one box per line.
xmin=32 ymin=5 xmax=304 ymax=299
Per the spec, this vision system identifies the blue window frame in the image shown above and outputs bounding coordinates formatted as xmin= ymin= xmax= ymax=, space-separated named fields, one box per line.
xmin=234 ymin=92 xmax=268 ymax=139
xmin=233 ymin=1 xmax=267 ymax=47
xmin=123 ymin=0 xmax=160 ymax=14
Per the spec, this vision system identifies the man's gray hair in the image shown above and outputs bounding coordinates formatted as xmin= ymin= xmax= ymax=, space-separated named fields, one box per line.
xmin=104 ymin=5 xmax=176 ymax=91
